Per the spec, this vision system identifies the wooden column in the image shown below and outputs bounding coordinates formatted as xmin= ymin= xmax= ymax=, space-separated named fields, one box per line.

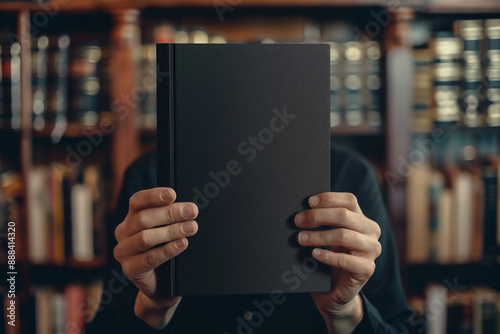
xmin=110 ymin=9 xmax=141 ymax=208
xmin=384 ymin=7 xmax=414 ymax=293
xmin=18 ymin=9 xmax=32 ymax=261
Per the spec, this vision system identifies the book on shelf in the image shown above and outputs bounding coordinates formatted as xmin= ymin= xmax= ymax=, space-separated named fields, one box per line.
xmin=140 ymin=20 xmax=382 ymax=133
xmin=365 ymin=41 xmax=382 ymax=127
xmin=431 ymin=32 xmax=462 ymax=123
xmin=69 ymin=42 xmax=102 ymax=127
xmin=486 ymin=19 xmax=500 ymax=127
xmin=47 ymin=34 xmax=70 ymax=127
xmin=157 ymin=43 xmax=331 ymax=296
xmin=412 ymin=17 xmax=500 ymax=128
xmin=419 ymin=285 xmax=500 ymax=334
xmin=31 ymin=35 xmax=49 ymax=131
xmin=458 ymin=20 xmax=484 ymax=127
xmin=413 ymin=48 xmax=433 ymax=131
xmin=0 ymin=42 xmax=21 ymax=130
xmin=406 ymin=130 xmax=500 ymax=264
xmin=343 ymin=41 xmax=364 ymax=126
xmin=27 ymin=164 xmax=106 ymax=265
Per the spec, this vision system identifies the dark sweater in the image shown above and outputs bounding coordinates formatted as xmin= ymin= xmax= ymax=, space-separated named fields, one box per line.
xmin=87 ymin=145 xmax=413 ymax=334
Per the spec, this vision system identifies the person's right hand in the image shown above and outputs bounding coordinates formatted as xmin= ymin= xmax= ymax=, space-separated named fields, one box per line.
xmin=113 ymin=187 xmax=198 ymax=308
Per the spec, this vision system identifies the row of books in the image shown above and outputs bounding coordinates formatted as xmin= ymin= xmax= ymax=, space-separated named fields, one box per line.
xmin=0 ymin=282 xmax=101 ymax=334
xmin=406 ymin=132 xmax=500 ymax=264
xmin=27 ymin=164 xmax=107 ymax=265
xmin=138 ymin=22 xmax=382 ymax=130
xmin=0 ymin=34 xmax=111 ymax=132
xmin=413 ymin=18 xmax=500 ymax=130
xmin=410 ymin=286 xmax=500 ymax=334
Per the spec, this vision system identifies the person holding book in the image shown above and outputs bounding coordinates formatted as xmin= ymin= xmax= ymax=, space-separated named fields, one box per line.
xmin=87 ymin=145 xmax=413 ymax=333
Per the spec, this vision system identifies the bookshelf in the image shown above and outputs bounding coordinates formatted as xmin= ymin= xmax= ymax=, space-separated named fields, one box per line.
xmin=0 ymin=1 xmax=499 ymax=333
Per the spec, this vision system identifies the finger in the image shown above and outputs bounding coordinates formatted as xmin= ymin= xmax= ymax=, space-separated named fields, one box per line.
xmin=297 ymin=228 xmax=381 ymax=257
xmin=312 ymin=248 xmax=376 ymax=279
xmin=123 ymin=238 xmax=189 ymax=280
xmin=308 ymin=192 xmax=362 ymax=214
xmin=295 ymin=208 xmax=377 ymax=235
xmin=126 ymin=202 xmax=198 ymax=235
xmin=119 ymin=221 xmax=198 ymax=257
xmin=128 ymin=188 xmax=176 ymax=214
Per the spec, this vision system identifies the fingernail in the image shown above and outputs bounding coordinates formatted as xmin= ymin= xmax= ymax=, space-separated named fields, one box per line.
xmin=299 ymin=232 xmax=309 ymax=243
xmin=182 ymin=221 xmax=195 ymax=233
xmin=309 ymin=195 xmax=320 ymax=207
xmin=313 ymin=248 xmax=322 ymax=257
xmin=175 ymin=238 xmax=186 ymax=249
xmin=160 ymin=190 xmax=171 ymax=202
xmin=295 ymin=213 xmax=305 ymax=225
xmin=182 ymin=205 xmax=195 ymax=219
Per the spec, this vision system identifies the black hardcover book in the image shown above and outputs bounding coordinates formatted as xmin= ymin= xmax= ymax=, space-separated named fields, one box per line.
xmin=157 ymin=43 xmax=331 ymax=296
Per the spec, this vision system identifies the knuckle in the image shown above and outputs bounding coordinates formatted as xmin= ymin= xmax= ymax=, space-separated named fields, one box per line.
xmin=339 ymin=229 xmax=350 ymax=244
xmin=160 ymin=243 xmax=175 ymax=261
xmin=144 ymin=250 xmax=157 ymax=268
xmin=138 ymin=231 xmax=150 ymax=250
xmin=338 ymin=208 xmax=349 ymax=224
xmin=113 ymin=246 xmax=121 ymax=261
xmin=114 ymin=223 xmax=123 ymax=241
xmin=165 ymin=225 xmax=176 ymax=242
xmin=129 ymin=193 xmax=138 ymax=211
xmin=135 ymin=211 xmax=148 ymax=229
xmin=375 ymin=241 xmax=382 ymax=257
xmin=164 ymin=205 xmax=176 ymax=222
xmin=121 ymin=262 xmax=133 ymax=279
xmin=346 ymin=193 xmax=358 ymax=206
xmin=312 ymin=209 xmax=322 ymax=224
xmin=366 ymin=261 xmax=376 ymax=277
xmin=338 ymin=254 xmax=349 ymax=268
xmin=326 ymin=192 xmax=336 ymax=205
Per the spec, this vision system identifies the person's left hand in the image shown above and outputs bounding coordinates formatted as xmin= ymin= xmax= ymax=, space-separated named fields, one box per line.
xmin=295 ymin=192 xmax=382 ymax=331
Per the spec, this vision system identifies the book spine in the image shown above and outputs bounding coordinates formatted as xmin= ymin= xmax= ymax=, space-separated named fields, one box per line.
xmin=1 ymin=43 xmax=21 ymax=129
xmin=458 ymin=20 xmax=483 ymax=127
xmin=328 ymin=42 xmax=342 ymax=128
xmin=156 ymin=43 xmax=176 ymax=297
xmin=27 ymin=167 xmax=50 ymax=264
xmin=413 ymin=49 xmax=433 ymax=131
xmin=428 ymin=172 xmax=444 ymax=262
xmin=47 ymin=34 xmax=70 ymax=125
xmin=69 ymin=44 xmax=101 ymax=126
xmin=485 ymin=19 xmax=500 ymax=126
xmin=32 ymin=35 xmax=49 ymax=131
xmin=432 ymin=33 xmax=462 ymax=123
xmin=482 ymin=166 xmax=498 ymax=264
xmin=71 ymin=183 xmax=94 ymax=262
xmin=365 ymin=41 xmax=382 ymax=126
xmin=343 ymin=42 xmax=363 ymax=126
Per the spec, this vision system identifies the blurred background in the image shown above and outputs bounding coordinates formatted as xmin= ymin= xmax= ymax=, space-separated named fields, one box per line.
xmin=0 ymin=0 xmax=499 ymax=333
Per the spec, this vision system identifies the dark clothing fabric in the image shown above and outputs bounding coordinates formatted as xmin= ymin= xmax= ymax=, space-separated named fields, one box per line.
xmin=87 ymin=145 xmax=413 ymax=334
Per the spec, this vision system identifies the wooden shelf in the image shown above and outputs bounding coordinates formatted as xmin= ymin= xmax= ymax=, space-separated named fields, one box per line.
xmin=28 ymin=263 xmax=106 ymax=286
xmin=0 ymin=0 xmax=382 ymax=13
xmin=330 ymin=123 xmax=383 ymax=136
xmin=408 ymin=263 xmax=500 ymax=295
xmin=2 ymin=0 xmax=499 ymax=13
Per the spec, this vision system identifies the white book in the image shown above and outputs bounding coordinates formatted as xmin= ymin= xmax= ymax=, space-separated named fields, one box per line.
xmin=426 ymin=285 xmax=448 ymax=334
xmin=71 ymin=184 xmax=94 ymax=261
xmin=453 ymin=172 xmax=474 ymax=263
xmin=51 ymin=291 xmax=66 ymax=334
xmin=27 ymin=167 xmax=49 ymax=264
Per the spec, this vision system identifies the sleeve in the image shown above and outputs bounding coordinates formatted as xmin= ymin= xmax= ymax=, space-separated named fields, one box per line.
xmin=332 ymin=149 xmax=413 ymax=334
xmin=85 ymin=154 xmax=184 ymax=334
